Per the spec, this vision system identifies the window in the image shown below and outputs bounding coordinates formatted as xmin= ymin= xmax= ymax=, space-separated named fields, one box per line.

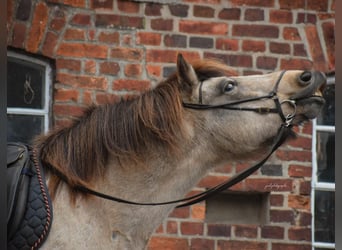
xmin=311 ymin=73 xmax=335 ymax=250
xmin=7 ymin=51 xmax=52 ymax=143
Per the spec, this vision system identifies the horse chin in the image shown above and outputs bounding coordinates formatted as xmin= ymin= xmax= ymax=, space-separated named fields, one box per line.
xmin=292 ymin=96 xmax=325 ymax=124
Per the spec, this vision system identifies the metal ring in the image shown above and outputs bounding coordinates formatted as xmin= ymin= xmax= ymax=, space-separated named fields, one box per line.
xmin=280 ymin=99 xmax=297 ymax=125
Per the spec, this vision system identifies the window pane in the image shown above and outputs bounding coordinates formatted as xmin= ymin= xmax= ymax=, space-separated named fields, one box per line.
xmin=7 ymin=114 xmax=44 ymax=144
xmin=7 ymin=57 xmax=45 ymax=109
xmin=316 ymin=84 xmax=334 ymax=126
xmin=316 ymin=131 xmax=335 ymax=182
xmin=314 ymin=191 xmax=335 ymax=243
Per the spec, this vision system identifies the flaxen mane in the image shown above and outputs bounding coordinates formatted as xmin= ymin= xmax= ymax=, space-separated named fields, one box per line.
xmin=34 ymin=59 xmax=236 ymax=199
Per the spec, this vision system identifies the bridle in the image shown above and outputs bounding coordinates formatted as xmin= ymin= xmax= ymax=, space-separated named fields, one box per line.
xmin=43 ymin=70 xmax=297 ymax=208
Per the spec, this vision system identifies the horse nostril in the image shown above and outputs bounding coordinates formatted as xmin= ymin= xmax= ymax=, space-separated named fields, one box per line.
xmin=298 ymin=71 xmax=312 ymax=86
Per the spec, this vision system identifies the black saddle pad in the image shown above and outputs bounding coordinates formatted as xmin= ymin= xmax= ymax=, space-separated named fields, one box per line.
xmin=7 ymin=142 xmax=53 ymax=250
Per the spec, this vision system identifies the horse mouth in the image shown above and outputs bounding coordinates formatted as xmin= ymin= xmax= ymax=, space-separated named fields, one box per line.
xmin=292 ymin=93 xmax=325 ymax=121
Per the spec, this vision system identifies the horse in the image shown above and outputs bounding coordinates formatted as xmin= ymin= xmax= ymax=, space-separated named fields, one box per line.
xmin=32 ymin=54 xmax=325 ymax=249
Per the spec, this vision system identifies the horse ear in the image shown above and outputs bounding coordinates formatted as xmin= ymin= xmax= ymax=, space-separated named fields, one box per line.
xmin=176 ymin=54 xmax=199 ymax=91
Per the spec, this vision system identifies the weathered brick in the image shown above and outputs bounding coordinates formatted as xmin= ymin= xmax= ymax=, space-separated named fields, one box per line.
xmin=147 ymin=50 xmax=200 ymax=63
xmin=270 ymin=209 xmax=295 ymax=224
xmin=91 ymin=0 xmax=113 ymax=9
xmin=276 ymin=149 xmax=312 ymax=162
xmin=53 ymin=104 xmax=85 ymax=117
xmin=164 ymin=35 xmax=186 ymax=48
xmin=190 ymin=37 xmax=213 ymax=49
xmin=166 ymin=220 xmax=178 ymax=234
xmin=82 ymin=90 xmax=93 ymax=105
xmin=293 ymin=44 xmax=307 ymax=57
xmin=148 ymin=237 xmax=188 ymax=250
xmin=280 ymin=58 xmax=313 ymax=70
xmin=191 ymin=204 xmax=205 ymax=220
xmin=298 ymin=211 xmax=311 ymax=226
xmin=204 ymin=52 xmax=252 ymax=68
xmin=272 ymin=243 xmax=311 ymax=250
xmin=270 ymin=194 xmax=284 ymax=206
xmin=193 ymin=5 xmax=215 ymax=18
xmin=84 ymin=60 xmax=96 ymax=74
xmin=146 ymin=65 xmax=161 ymax=78
xmin=56 ymin=59 xmax=81 ymax=72
xmin=322 ymin=22 xmax=335 ymax=70
xmin=64 ymin=28 xmax=85 ymax=40
xmin=260 ymin=164 xmax=283 ymax=176
xmin=113 ymin=79 xmax=150 ymax=92
xmin=233 ymin=24 xmax=279 ymax=38
xmin=54 ymin=88 xmax=79 ymax=102
xmin=95 ymin=14 xmax=144 ymax=29
xmin=71 ymin=13 xmax=91 ymax=26
xmin=299 ymin=181 xmax=311 ymax=195
xmin=50 ymin=17 xmax=66 ymax=33
xmin=179 ymin=20 xmax=228 ymax=35
xmin=288 ymin=195 xmax=310 ymax=210
xmin=98 ymin=31 xmax=119 ymax=44
xmin=256 ymin=56 xmax=278 ymax=70
xmin=95 ymin=92 xmax=120 ymax=105
xmin=270 ymin=10 xmax=293 ymax=23
xmin=181 ymin=222 xmax=203 ymax=235
xmin=297 ymin=13 xmax=317 ymax=24
xmin=42 ymin=31 xmax=58 ymax=58
xmin=169 ymin=206 xmax=190 ymax=219
xmin=26 ymin=2 xmax=48 ymax=53
xmin=245 ymin=178 xmax=293 ymax=192
xmin=117 ymin=0 xmax=140 ymax=13
xmin=288 ymin=165 xmax=312 ymax=177
xmin=234 ymin=225 xmax=258 ymax=238
xmin=169 ymin=4 xmax=189 ymax=17
xmin=16 ymin=0 xmax=31 ymax=21
xmin=151 ymin=18 xmax=173 ymax=31
xmin=137 ymin=32 xmax=161 ymax=46
xmin=57 ymin=0 xmax=85 ymax=8
xmin=207 ymin=224 xmax=231 ymax=237
xmin=145 ymin=3 xmax=162 ymax=16
xmin=279 ymin=0 xmax=305 ymax=9
xmin=110 ymin=47 xmax=143 ymax=61
xmin=230 ymin=0 xmax=274 ymax=7
xmin=270 ymin=42 xmax=290 ymax=54
xmin=216 ymin=38 xmax=239 ymax=51
xmin=289 ymin=227 xmax=311 ymax=241
xmin=261 ymin=226 xmax=284 ymax=239
xmin=218 ymin=8 xmax=240 ymax=20
xmin=57 ymin=43 xmax=108 ymax=59
xmin=283 ymin=27 xmax=301 ymax=41
xmin=218 ymin=240 xmax=267 ymax=250
xmin=100 ymin=62 xmax=120 ymax=75
xmin=124 ymin=64 xmax=142 ymax=77
xmin=190 ymin=238 xmax=215 ymax=250
xmin=57 ymin=73 xmax=108 ymax=90
xmin=245 ymin=9 xmax=264 ymax=21
xmin=242 ymin=40 xmax=265 ymax=52
xmin=11 ymin=22 xmax=26 ymax=48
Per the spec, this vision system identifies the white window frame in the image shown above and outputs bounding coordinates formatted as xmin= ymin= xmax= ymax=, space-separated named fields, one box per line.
xmin=311 ymin=75 xmax=335 ymax=250
xmin=7 ymin=51 xmax=52 ymax=136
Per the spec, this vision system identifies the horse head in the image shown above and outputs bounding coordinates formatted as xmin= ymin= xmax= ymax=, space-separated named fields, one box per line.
xmin=176 ymin=54 xmax=326 ymax=159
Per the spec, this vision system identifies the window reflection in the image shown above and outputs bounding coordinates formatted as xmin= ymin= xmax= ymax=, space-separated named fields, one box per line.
xmin=316 ymin=84 xmax=334 ymax=126
xmin=316 ymin=131 xmax=335 ymax=183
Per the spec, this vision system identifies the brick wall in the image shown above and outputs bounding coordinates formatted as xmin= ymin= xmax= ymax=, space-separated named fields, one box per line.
xmin=7 ymin=0 xmax=335 ymax=249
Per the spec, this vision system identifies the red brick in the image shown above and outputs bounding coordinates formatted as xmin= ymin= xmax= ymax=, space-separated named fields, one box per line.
xmin=204 ymin=52 xmax=252 ymax=68
xmin=58 ymin=0 xmax=85 ymax=8
xmin=299 ymin=181 xmax=311 ymax=195
xmin=84 ymin=60 xmax=96 ymax=74
xmin=234 ymin=225 xmax=258 ymax=238
xmin=270 ymin=209 xmax=295 ymax=224
xmin=297 ymin=13 xmax=317 ymax=24
xmin=272 ymin=243 xmax=311 ymax=250
xmin=56 ymin=59 xmax=81 ymax=72
xmin=193 ymin=5 xmax=215 ymax=18
xmin=137 ymin=32 xmax=161 ymax=46
xmin=294 ymin=44 xmax=307 ymax=57
xmin=190 ymin=238 xmax=215 ymax=250
xmin=207 ymin=224 xmax=231 ymax=237
xmin=82 ymin=90 xmax=93 ymax=105
xmin=164 ymin=35 xmax=186 ymax=48
xmin=242 ymin=40 xmax=266 ymax=52
xmin=71 ymin=13 xmax=91 ymax=26
xmin=113 ymin=79 xmax=151 ymax=92
xmin=145 ymin=3 xmax=162 ymax=16
xmin=146 ymin=65 xmax=161 ymax=78
xmin=233 ymin=24 xmax=279 ymax=38
xmin=283 ymin=27 xmax=301 ymax=41
xmin=218 ymin=8 xmax=240 ymax=20
xmin=11 ymin=22 xmax=26 ymax=48
xmin=148 ymin=237 xmax=188 ymax=250
xmin=64 ymin=28 xmax=85 ymax=40
xmin=288 ymin=195 xmax=310 ymax=210
xmin=218 ymin=240 xmax=267 ymax=250
xmin=54 ymin=88 xmax=79 ymax=102
xmin=169 ymin=206 xmax=190 ymax=219
xmin=305 ymin=25 xmax=328 ymax=71
xmin=261 ymin=225 xmax=284 ymax=239
xmin=216 ymin=38 xmax=239 ymax=51
xmin=57 ymin=73 xmax=108 ymax=90
xmin=256 ymin=56 xmax=278 ymax=70
xmin=270 ymin=10 xmax=293 ymax=23
xmin=91 ymin=0 xmax=113 ymax=9
xmin=50 ymin=17 xmax=66 ymax=32
xmin=270 ymin=194 xmax=284 ymax=206
xmin=26 ymin=2 xmax=49 ymax=53
xmin=245 ymin=178 xmax=293 ymax=192
xmin=53 ymin=104 xmax=85 ymax=117
xmin=322 ymin=22 xmax=335 ymax=70
xmin=166 ymin=220 xmax=178 ymax=234
xmin=299 ymin=211 xmax=311 ymax=226
xmin=245 ymin=9 xmax=264 ymax=21
xmin=169 ymin=4 xmax=189 ymax=17
xmin=270 ymin=42 xmax=290 ymax=54
xmin=280 ymin=58 xmax=313 ymax=70
xmin=110 ymin=47 xmax=143 ymax=61
xmin=151 ymin=18 xmax=173 ymax=31
xmin=181 ymin=222 xmax=203 ymax=235
xmin=98 ymin=31 xmax=119 ymax=44
xmin=279 ymin=0 xmax=305 ymax=9
xmin=42 ymin=31 xmax=58 ymax=58
xmin=124 ymin=64 xmax=142 ymax=77
xmin=99 ymin=62 xmax=120 ymax=75
xmin=96 ymin=14 xmax=144 ymax=29
xmin=286 ymin=136 xmax=312 ymax=150
xmin=230 ymin=0 xmax=274 ymax=7
xmin=276 ymin=150 xmax=312 ymax=162
xmin=288 ymin=165 xmax=312 ymax=177
xmin=117 ymin=0 xmax=140 ymax=13
xmin=146 ymin=50 xmax=199 ymax=63
xmin=95 ymin=92 xmax=120 ymax=105
xmin=57 ymin=43 xmax=108 ymax=59
xmin=179 ymin=20 xmax=228 ymax=35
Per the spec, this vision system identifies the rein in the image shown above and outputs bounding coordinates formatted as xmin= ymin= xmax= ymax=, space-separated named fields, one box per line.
xmin=43 ymin=71 xmax=296 ymax=208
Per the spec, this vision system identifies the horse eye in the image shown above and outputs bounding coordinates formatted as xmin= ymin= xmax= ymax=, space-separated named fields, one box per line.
xmin=223 ymin=81 xmax=235 ymax=93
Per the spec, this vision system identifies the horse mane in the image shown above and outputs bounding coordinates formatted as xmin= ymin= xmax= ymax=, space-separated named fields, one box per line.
xmin=34 ymin=59 xmax=237 ymax=199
